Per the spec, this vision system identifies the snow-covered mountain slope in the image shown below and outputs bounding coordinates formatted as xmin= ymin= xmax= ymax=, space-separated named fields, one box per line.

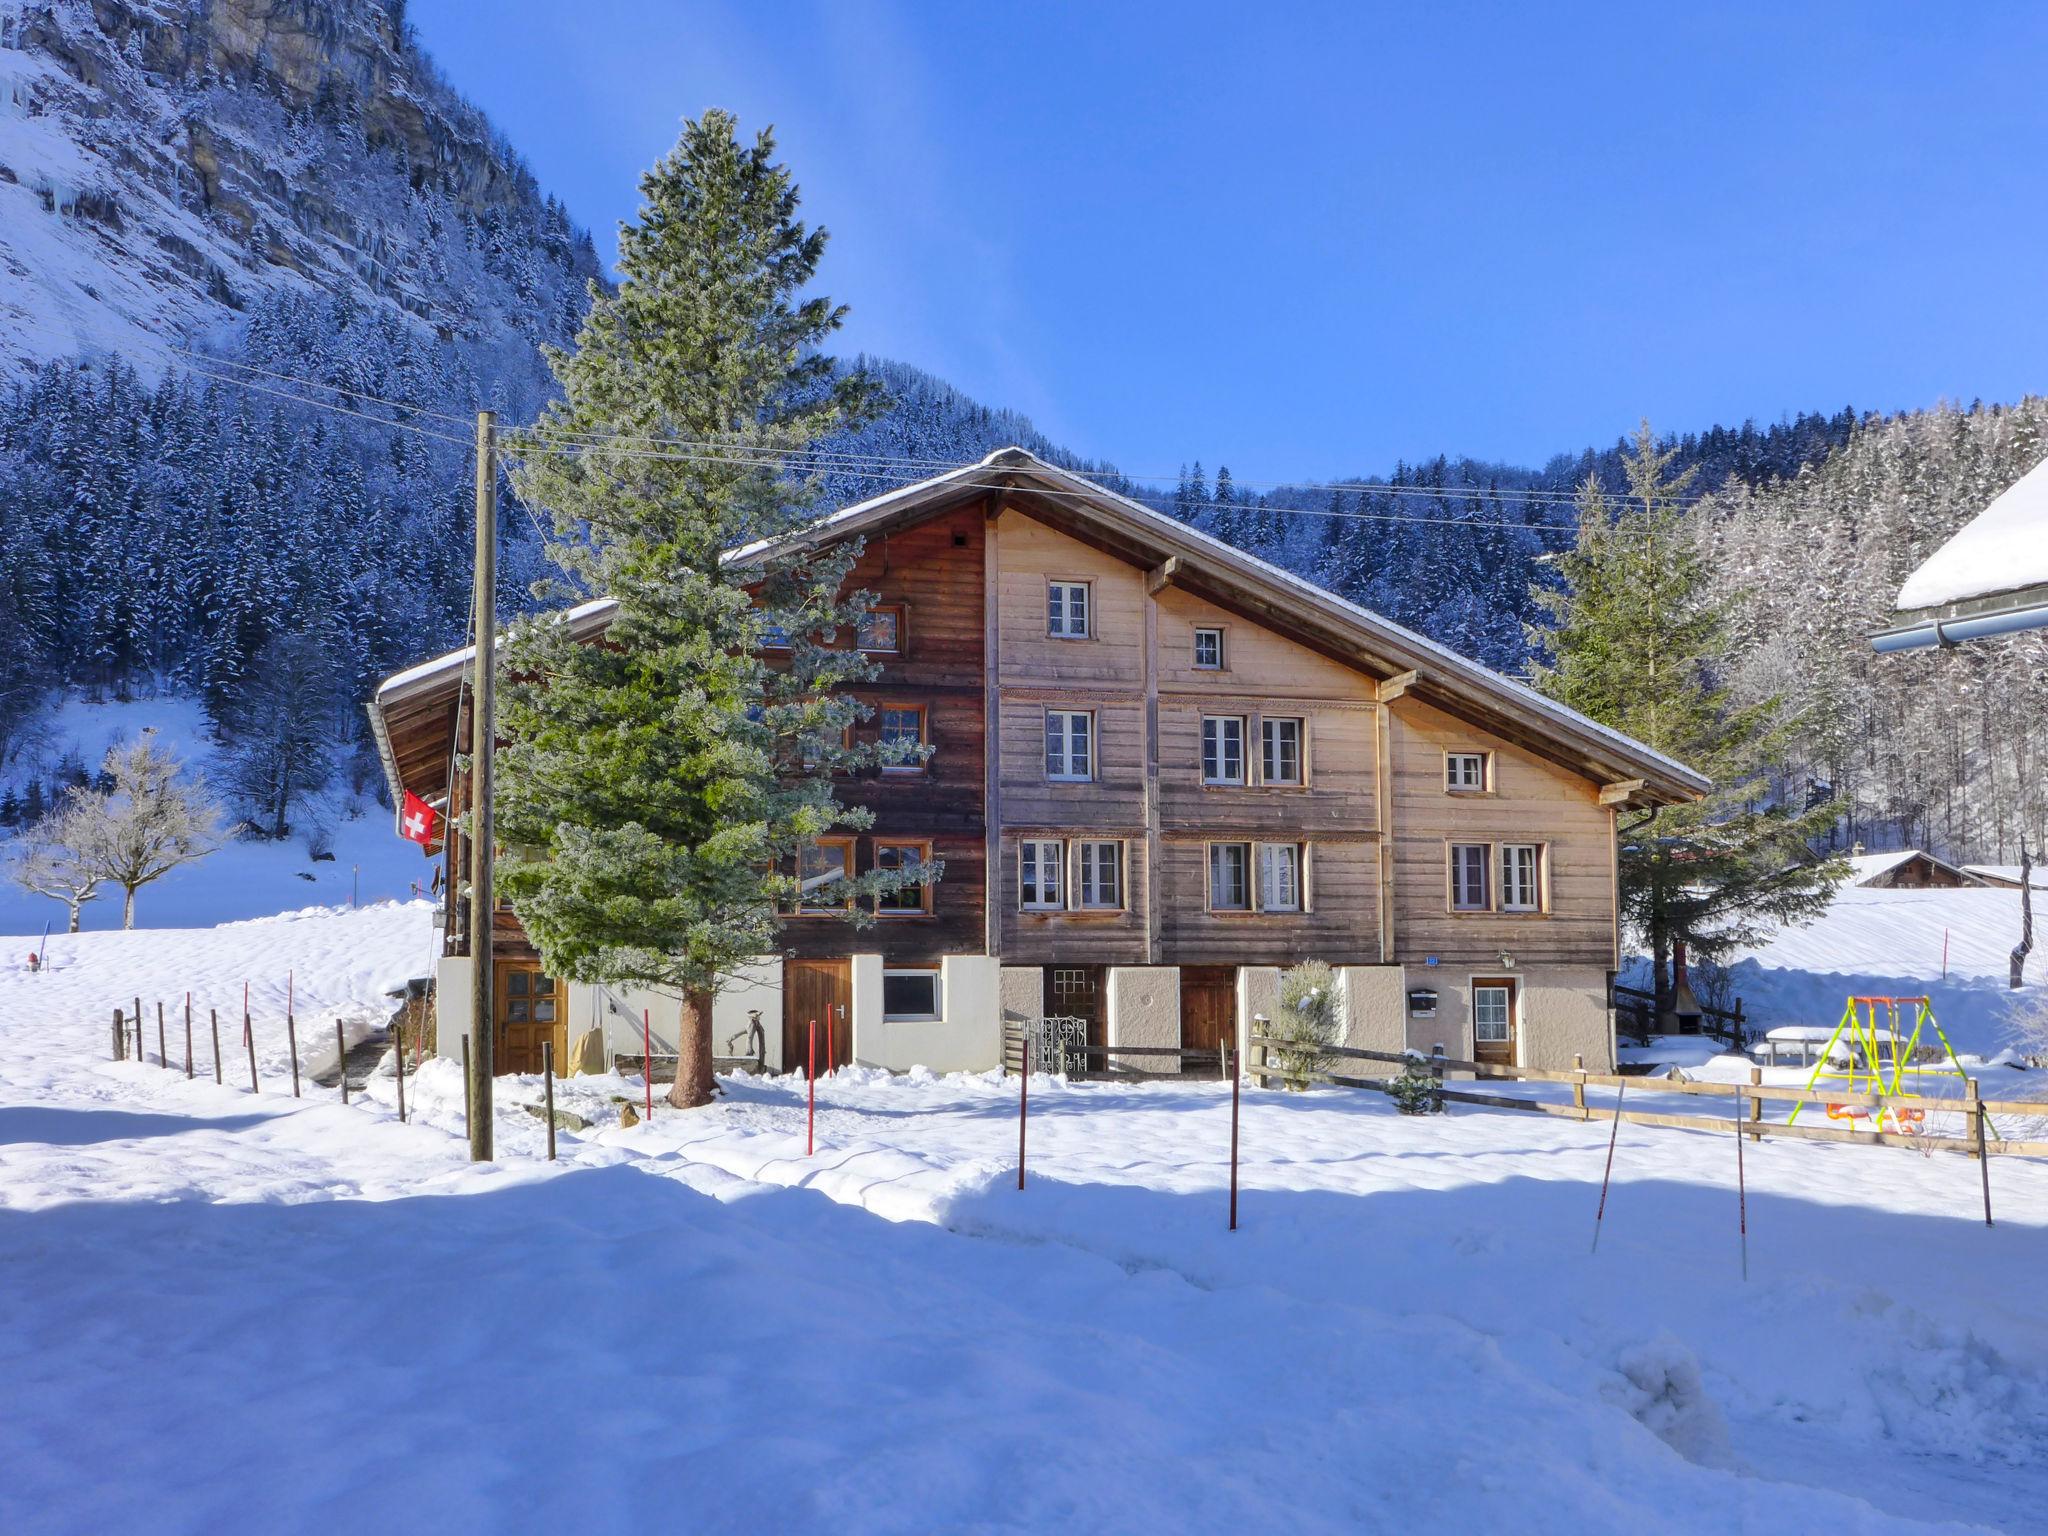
xmin=0 ymin=0 xmax=599 ymax=377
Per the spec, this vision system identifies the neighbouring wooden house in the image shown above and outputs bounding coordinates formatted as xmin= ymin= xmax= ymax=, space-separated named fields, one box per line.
xmin=1841 ymin=848 xmax=1985 ymax=890
xmin=368 ymin=448 xmax=1707 ymax=1078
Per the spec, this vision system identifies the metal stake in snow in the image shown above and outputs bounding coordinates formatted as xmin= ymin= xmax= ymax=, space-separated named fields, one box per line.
xmin=1017 ymin=1035 xmax=1030 ymax=1191
xmin=1590 ymin=1078 xmax=1627 ymax=1254
xmin=642 ymin=1008 xmax=653 ymax=1123
xmin=286 ymin=971 xmax=301 ymax=1098
xmin=1734 ymin=1086 xmax=1749 ymax=1282
xmin=1228 ymin=1041 xmax=1240 ymax=1232
xmin=183 ymin=993 xmax=193 ymax=1080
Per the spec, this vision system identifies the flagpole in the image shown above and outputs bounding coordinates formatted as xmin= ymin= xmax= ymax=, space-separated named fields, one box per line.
xmin=468 ymin=409 xmax=497 ymax=1162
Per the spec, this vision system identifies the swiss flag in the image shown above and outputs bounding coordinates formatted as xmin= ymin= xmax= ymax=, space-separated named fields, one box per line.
xmin=400 ymin=791 xmax=441 ymax=849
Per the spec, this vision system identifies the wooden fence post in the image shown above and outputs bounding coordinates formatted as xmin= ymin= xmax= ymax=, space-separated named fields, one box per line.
xmin=1252 ymin=1013 xmax=1269 ymax=1087
xmin=1228 ymin=1041 xmax=1240 ymax=1232
xmin=184 ymin=994 xmax=193 ymax=1079
xmin=133 ymin=997 xmax=141 ymax=1062
xmin=1969 ymin=1077 xmax=1992 ymax=1227
xmin=337 ymin=1023 xmax=349 ymax=1105
xmin=287 ymin=1008 xmax=301 ymax=1098
xmin=393 ymin=1023 xmax=407 ymax=1124
xmin=543 ymin=1038 xmax=556 ymax=1161
xmin=111 ymin=1008 xmax=126 ymax=1062
xmin=1748 ymin=1066 xmax=1764 ymax=1141
xmin=1572 ymin=1053 xmax=1586 ymax=1120
xmin=210 ymin=1008 xmax=222 ymax=1085
xmin=156 ymin=1001 xmax=166 ymax=1069
xmin=245 ymin=1015 xmax=259 ymax=1094
xmin=806 ymin=1019 xmax=816 ymax=1157
xmin=462 ymin=1034 xmax=473 ymax=1134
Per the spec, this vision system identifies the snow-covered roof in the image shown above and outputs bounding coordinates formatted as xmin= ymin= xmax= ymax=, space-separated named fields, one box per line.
xmin=1841 ymin=849 xmax=1976 ymax=887
xmin=1894 ymin=454 xmax=2048 ymax=613
xmin=1961 ymin=864 xmax=2048 ymax=890
xmin=372 ymin=597 xmax=620 ymax=706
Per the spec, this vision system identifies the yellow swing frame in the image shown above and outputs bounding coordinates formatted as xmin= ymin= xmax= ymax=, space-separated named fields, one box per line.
xmin=1788 ymin=995 xmax=1979 ymax=1135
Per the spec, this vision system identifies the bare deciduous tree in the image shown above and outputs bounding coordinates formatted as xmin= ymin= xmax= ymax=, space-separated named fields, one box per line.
xmin=10 ymin=800 xmax=104 ymax=932
xmin=69 ymin=734 xmax=226 ymax=929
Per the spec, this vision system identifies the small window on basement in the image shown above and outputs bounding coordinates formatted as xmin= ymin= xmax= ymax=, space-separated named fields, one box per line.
xmin=1193 ymin=627 xmax=1224 ymax=669
xmin=882 ymin=968 xmax=942 ymax=1022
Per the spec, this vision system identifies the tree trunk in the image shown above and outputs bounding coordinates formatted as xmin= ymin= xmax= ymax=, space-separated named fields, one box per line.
xmin=122 ymin=885 xmax=136 ymax=930
xmin=668 ymin=988 xmax=716 ymax=1109
xmin=66 ymin=900 xmax=81 ymax=934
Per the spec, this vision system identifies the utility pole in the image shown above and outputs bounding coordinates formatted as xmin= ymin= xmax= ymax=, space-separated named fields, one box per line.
xmin=468 ymin=409 xmax=497 ymax=1161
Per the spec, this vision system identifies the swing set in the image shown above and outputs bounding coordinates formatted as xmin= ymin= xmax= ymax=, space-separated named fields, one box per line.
xmin=1788 ymin=995 xmax=1985 ymax=1137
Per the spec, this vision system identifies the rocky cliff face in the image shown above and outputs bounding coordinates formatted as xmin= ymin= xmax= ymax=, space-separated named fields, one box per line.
xmin=0 ymin=0 xmax=599 ymax=373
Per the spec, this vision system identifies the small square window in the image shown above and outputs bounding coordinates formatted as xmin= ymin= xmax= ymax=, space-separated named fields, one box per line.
xmin=1202 ymin=716 xmax=1246 ymax=785
xmin=1446 ymin=752 xmax=1488 ymax=793
xmin=857 ymin=606 xmax=904 ymax=654
xmin=882 ymin=968 xmax=942 ymax=1021
xmin=1193 ymin=627 xmax=1224 ymax=669
xmin=1048 ymin=581 xmax=1091 ymax=639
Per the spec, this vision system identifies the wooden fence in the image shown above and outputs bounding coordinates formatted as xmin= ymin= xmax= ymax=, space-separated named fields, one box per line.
xmin=1247 ymin=1034 xmax=2048 ymax=1159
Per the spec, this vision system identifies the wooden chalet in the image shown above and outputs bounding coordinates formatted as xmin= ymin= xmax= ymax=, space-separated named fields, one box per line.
xmin=369 ymin=448 xmax=1708 ymax=1078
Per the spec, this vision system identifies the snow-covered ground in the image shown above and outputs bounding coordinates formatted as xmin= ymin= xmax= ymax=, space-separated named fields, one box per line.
xmin=5 ymin=904 xmax=2048 ymax=1533
xmin=0 ymin=694 xmax=431 ymax=935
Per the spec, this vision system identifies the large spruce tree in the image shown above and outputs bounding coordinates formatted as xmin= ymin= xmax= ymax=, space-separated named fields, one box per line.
xmin=498 ymin=111 xmax=920 ymax=1108
xmin=1528 ymin=423 xmax=1844 ymax=1013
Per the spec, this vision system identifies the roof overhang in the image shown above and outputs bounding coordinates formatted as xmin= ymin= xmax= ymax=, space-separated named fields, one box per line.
xmin=1871 ymin=580 xmax=2048 ymax=653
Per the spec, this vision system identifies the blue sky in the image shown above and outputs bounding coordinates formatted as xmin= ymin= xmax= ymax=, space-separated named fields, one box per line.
xmin=411 ymin=2 xmax=2048 ymax=484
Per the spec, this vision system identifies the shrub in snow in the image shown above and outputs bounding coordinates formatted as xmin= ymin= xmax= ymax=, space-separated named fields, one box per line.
xmin=2008 ymin=990 xmax=2048 ymax=1069
xmin=1387 ymin=1052 xmax=1444 ymax=1115
xmin=1269 ymin=960 xmax=1341 ymax=1089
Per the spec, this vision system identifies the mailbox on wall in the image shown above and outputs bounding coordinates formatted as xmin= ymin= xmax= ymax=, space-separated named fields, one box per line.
xmin=1406 ymin=989 xmax=1438 ymax=1019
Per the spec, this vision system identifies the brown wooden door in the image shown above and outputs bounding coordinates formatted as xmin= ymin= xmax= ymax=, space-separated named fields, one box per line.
xmin=1180 ymin=966 xmax=1237 ymax=1063
xmin=785 ymin=959 xmax=852 ymax=1075
xmin=1472 ymin=978 xmax=1518 ymax=1068
xmin=495 ymin=962 xmax=566 ymax=1076
xmin=1044 ymin=965 xmax=1106 ymax=1050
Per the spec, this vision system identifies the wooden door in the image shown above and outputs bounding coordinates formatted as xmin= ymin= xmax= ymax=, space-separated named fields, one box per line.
xmin=1472 ymin=978 xmax=1518 ymax=1069
xmin=495 ymin=962 xmax=566 ymax=1076
xmin=1044 ymin=965 xmax=1106 ymax=1049
xmin=1179 ymin=966 xmax=1237 ymax=1063
xmin=785 ymin=958 xmax=852 ymax=1075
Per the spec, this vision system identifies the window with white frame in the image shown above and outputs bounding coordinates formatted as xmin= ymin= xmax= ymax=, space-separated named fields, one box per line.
xmin=1202 ymin=715 xmax=1246 ymax=784
xmin=1193 ymin=627 xmax=1224 ymax=669
xmin=1075 ymin=841 xmax=1123 ymax=909
xmin=1446 ymin=751 xmax=1489 ymax=793
xmin=1048 ymin=580 xmax=1091 ymax=639
xmin=1019 ymin=839 xmax=1065 ymax=910
xmin=1209 ymin=842 xmax=1251 ymax=910
xmin=1045 ymin=710 xmax=1094 ymax=781
xmin=1500 ymin=843 xmax=1542 ymax=912
xmin=1450 ymin=843 xmax=1491 ymax=911
xmin=1261 ymin=717 xmax=1303 ymax=785
xmin=1258 ymin=843 xmax=1304 ymax=912
xmin=882 ymin=968 xmax=942 ymax=1021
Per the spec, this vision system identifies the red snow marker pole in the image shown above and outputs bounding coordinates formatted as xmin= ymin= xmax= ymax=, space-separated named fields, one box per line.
xmin=642 ymin=1008 xmax=653 ymax=1122
xmin=1591 ymin=1078 xmax=1626 ymax=1254
xmin=1735 ymin=1086 xmax=1749 ymax=1282
xmin=1017 ymin=1036 xmax=1030 ymax=1190
xmin=1229 ymin=1042 xmax=1240 ymax=1232
xmin=807 ymin=1019 xmax=817 ymax=1157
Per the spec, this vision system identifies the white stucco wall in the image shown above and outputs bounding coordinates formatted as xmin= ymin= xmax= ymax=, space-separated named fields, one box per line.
xmin=712 ymin=959 xmax=783 ymax=1072
xmin=1000 ymin=966 xmax=1043 ymax=1027
xmin=1108 ymin=965 xmax=1179 ymax=1072
xmin=1400 ymin=966 xmax=1613 ymax=1072
xmin=1337 ymin=965 xmax=1407 ymax=1055
xmin=851 ymin=953 xmax=1004 ymax=1073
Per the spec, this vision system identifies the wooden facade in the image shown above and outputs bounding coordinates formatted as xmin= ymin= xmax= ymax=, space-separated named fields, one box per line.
xmin=369 ymin=447 xmax=1707 ymax=1068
